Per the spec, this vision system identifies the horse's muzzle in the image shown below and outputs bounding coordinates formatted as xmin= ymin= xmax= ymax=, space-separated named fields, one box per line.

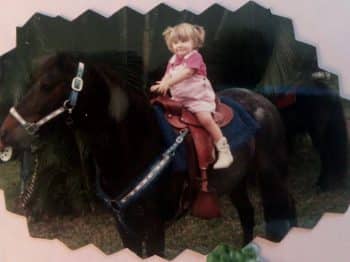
xmin=0 ymin=114 xmax=27 ymax=149
xmin=0 ymin=126 xmax=12 ymax=150
xmin=0 ymin=115 xmax=14 ymax=146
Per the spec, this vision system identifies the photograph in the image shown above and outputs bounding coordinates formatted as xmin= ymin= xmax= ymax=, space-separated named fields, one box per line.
xmin=0 ymin=1 xmax=349 ymax=261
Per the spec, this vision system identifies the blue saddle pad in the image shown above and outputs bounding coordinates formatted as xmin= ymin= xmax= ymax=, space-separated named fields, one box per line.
xmin=153 ymin=96 xmax=260 ymax=173
xmin=219 ymin=96 xmax=260 ymax=151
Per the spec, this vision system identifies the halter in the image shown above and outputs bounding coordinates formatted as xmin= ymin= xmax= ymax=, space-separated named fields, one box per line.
xmin=9 ymin=62 xmax=85 ymax=136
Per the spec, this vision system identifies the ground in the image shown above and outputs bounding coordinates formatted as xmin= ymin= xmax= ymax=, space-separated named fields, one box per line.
xmin=0 ymin=138 xmax=349 ymax=259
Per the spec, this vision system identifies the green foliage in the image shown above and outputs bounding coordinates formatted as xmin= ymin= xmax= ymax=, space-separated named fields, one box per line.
xmin=207 ymin=243 xmax=261 ymax=262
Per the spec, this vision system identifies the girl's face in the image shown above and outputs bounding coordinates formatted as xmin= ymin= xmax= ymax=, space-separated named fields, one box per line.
xmin=171 ymin=39 xmax=194 ymax=58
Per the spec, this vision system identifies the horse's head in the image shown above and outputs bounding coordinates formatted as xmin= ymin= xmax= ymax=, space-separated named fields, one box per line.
xmin=0 ymin=53 xmax=78 ymax=149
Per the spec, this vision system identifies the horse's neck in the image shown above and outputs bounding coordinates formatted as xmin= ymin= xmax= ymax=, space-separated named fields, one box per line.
xmin=77 ymin=82 xmax=164 ymax=195
xmin=102 ymin=113 xmax=163 ymax=195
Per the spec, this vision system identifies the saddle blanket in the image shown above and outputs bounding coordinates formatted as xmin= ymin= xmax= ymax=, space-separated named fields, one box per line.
xmin=153 ymin=96 xmax=260 ymax=173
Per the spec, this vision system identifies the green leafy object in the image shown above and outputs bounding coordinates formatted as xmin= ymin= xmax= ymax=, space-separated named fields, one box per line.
xmin=228 ymin=249 xmax=237 ymax=259
xmin=232 ymin=252 xmax=243 ymax=261
xmin=241 ymin=243 xmax=260 ymax=260
xmin=207 ymin=243 xmax=260 ymax=262
xmin=207 ymin=244 xmax=239 ymax=262
xmin=207 ymin=252 xmax=222 ymax=262
xmin=213 ymin=244 xmax=232 ymax=255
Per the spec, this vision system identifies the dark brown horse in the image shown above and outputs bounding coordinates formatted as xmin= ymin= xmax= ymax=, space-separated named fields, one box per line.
xmin=0 ymin=53 xmax=296 ymax=257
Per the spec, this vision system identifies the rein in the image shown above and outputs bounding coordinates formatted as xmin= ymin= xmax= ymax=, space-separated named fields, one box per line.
xmin=9 ymin=62 xmax=85 ymax=135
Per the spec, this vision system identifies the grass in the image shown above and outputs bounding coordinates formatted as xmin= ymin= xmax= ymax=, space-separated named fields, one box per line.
xmin=0 ymin=141 xmax=350 ymax=259
xmin=0 ymin=161 xmax=21 ymax=211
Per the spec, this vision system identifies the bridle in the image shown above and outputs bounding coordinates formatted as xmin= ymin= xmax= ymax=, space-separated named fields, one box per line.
xmin=9 ymin=62 xmax=85 ymax=136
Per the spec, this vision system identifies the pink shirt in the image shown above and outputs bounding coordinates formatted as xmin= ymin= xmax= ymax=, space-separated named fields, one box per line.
xmin=166 ymin=50 xmax=207 ymax=76
xmin=164 ymin=50 xmax=216 ymax=113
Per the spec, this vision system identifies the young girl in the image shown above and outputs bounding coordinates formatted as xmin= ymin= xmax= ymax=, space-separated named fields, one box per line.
xmin=150 ymin=22 xmax=233 ymax=169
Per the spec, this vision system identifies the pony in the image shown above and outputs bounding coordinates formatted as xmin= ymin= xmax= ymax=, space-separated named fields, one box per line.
xmin=0 ymin=53 xmax=296 ymax=257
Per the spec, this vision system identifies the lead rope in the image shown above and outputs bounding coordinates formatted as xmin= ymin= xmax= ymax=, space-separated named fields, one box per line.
xmin=19 ymin=151 xmax=39 ymax=207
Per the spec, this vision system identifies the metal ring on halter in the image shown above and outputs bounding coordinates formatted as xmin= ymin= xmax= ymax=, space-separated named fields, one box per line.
xmin=71 ymin=76 xmax=83 ymax=92
xmin=23 ymin=123 xmax=39 ymax=136
xmin=63 ymin=100 xmax=73 ymax=114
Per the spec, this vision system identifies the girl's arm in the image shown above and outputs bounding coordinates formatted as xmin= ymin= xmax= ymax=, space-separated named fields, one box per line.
xmin=150 ymin=73 xmax=171 ymax=93
xmin=153 ymin=67 xmax=194 ymax=95
xmin=162 ymin=67 xmax=194 ymax=86
xmin=160 ymin=73 xmax=171 ymax=83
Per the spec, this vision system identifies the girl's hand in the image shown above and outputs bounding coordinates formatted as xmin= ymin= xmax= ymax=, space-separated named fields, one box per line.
xmin=150 ymin=81 xmax=163 ymax=89
xmin=157 ymin=82 xmax=170 ymax=95
xmin=150 ymin=82 xmax=170 ymax=95
xmin=150 ymin=84 xmax=160 ymax=92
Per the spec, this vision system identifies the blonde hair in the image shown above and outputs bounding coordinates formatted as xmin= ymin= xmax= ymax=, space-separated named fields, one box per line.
xmin=162 ymin=23 xmax=205 ymax=52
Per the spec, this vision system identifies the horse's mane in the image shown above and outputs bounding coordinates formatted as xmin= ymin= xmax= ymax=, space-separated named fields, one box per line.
xmin=33 ymin=51 xmax=143 ymax=88
xmin=43 ymin=52 xmax=153 ymax=124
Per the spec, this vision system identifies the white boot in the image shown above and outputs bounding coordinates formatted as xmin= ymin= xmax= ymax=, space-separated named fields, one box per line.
xmin=213 ymin=137 xmax=234 ymax=169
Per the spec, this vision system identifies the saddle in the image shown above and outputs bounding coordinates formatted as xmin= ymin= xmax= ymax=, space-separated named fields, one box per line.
xmin=152 ymin=96 xmax=233 ymax=168
xmin=151 ymin=95 xmax=234 ymax=219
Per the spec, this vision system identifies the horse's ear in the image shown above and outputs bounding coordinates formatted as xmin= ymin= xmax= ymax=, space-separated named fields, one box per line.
xmin=55 ymin=52 xmax=80 ymax=73
xmin=31 ymin=52 xmax=77 ymax=73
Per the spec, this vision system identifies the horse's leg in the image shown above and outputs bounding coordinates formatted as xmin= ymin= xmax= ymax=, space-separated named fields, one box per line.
xmin=229 ymin=178 xmax=255 ymax=245
xmin=115 ymin=205 xmax=166 ymax=257
xmin=257 ymin=157 xmax=297 ymax=241
xmin=259 ymin=175 xmax=297 ymax=241
xmin=312 ymin=135 xmax=332 ymax=191
xmin=308 ymin=101 xmax=348 ymax=191
xmin=114 ymin=213 xmax=143 ymax=257
xmin=144 ymin=216 xmax=165 ymax=257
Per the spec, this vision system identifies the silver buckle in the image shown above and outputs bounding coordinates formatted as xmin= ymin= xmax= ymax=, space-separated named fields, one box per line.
xmin=71 ymin=76 xmax=83 ymax=92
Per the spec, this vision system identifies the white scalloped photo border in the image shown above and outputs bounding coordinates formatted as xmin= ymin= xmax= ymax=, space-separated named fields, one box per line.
xmin=1 ymin=1 xmax=350 ymax=261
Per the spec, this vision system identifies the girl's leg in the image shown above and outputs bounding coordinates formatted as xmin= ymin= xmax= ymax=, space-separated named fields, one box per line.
xmin=195 ymin=111 xmax=223 ymax=142
xmin=195 ymin=112 xmax=234 ymax=169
